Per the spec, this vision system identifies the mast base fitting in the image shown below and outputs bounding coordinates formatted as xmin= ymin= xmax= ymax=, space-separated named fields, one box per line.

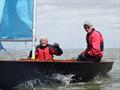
xmin=31 ymin=56 xmax=35 ymax=60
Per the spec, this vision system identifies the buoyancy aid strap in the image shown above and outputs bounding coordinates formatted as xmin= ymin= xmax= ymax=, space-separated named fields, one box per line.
xmin=96 ymin=31 xmax=104 ymax=51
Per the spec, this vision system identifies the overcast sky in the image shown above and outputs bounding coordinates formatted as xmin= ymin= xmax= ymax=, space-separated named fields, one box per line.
xmin=2 ymin=0 xmax=120 ymax=49
xmin=35 ymin=0 xmax=120 ymax=49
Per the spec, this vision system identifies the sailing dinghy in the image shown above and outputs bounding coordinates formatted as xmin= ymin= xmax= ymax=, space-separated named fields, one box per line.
xmin=0 ymin=60 xmax=113 ymax=90
xmin=0 ymin=0 xmax=114 ymax=90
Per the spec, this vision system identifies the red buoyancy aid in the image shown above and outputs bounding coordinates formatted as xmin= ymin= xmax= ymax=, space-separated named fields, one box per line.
xmin=85 ymin=29 xmax=104 ymax=57
xmin=36 ymin=47 xmax=53 ymax=60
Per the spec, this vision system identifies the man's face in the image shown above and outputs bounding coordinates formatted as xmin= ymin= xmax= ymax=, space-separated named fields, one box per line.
xmin=40 ymin=39 xmax=48 ymax=47
xmin=84 ymin=25 xmax=91 ymax=33
xmin=84 ymin=27 xmax=90 ymax=33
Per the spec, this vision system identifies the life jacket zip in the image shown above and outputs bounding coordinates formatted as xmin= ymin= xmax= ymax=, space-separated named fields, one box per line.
xmin=36 ymin=46 xmax=54 ymax=60
xmin=43 ymin=50 xmax=45 ymax=60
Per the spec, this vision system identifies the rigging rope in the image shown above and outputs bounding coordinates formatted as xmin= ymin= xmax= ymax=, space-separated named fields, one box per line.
xmin=3 ymin=48 xmax=16 ymax=60
xmin=0 ymin=42 xmax=15 ymax=60
xmin=25 ymin=42 xmax=31 ymax=57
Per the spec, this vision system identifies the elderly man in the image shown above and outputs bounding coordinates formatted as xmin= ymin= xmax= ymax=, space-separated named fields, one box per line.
xmin=29 ymin=36 xmax=63 ymax=61
xmin=78 ymin=22 xmax=104 ymax=62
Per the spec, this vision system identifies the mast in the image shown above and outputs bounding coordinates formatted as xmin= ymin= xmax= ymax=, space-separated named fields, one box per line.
xmin=31 ymin=0 xmax=36 ymax=60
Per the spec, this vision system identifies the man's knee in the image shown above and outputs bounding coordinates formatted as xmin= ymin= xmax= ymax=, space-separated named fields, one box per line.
xmin=94 ymin=57 xmax=101 ymax=62
xmin=77 ymin=54 xmax=85 ymax=61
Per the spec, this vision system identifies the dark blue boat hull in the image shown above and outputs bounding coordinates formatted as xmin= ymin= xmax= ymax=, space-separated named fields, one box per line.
xmin=0 ymin=60 xmax=113 ymax=90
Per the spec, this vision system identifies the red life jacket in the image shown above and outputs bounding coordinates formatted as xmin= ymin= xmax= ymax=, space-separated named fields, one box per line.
xmin=36 ymin=47 xmax=53 ymax=60
xmin=86 ymin=29 xmax=104 ymax=57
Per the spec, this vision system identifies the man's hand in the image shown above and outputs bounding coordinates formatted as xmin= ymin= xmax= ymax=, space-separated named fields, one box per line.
xmin=54 ymin=43 xmax=59 ymax=47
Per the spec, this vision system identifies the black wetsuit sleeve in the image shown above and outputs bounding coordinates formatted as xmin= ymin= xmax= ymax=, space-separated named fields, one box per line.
xmin=28 ymin=50 xmax=32 ymax=59
xmin=55 ymin=46 xmax=63 ymax=55
xmin=28 ymin=45 xmax=40 ymax=59
xmin=49 ymin=45 xmax=63 ymax=56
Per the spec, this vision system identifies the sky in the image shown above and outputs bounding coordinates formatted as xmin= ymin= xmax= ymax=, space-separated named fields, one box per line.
xmin=2 ymin=0 xmax=120 ymax=49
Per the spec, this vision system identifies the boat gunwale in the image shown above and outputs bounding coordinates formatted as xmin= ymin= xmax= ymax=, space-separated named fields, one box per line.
xmin=0 ymin=59 xmax=114 ymax=63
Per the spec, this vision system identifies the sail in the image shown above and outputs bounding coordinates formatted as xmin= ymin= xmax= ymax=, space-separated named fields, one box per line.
xmin=0 ymin=0 xmax=34 ymax=41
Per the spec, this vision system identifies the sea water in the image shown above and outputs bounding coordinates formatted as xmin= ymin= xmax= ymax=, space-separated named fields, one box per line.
xmin=0 ymin=48 xmax=120 ymax=90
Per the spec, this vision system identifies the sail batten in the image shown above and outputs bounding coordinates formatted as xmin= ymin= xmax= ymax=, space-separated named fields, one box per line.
xmin=0 ymin=0 xmax=34 ymax=41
